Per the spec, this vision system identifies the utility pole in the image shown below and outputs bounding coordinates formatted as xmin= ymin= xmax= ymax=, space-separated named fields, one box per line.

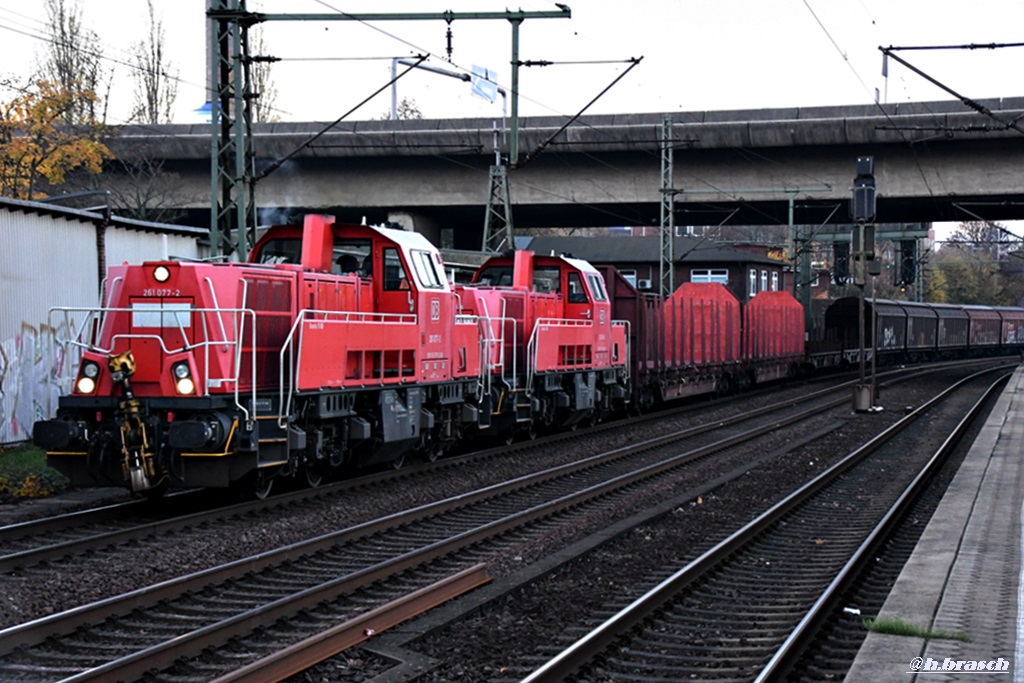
xmin=206 ymin=3 xmax=571 ymax=261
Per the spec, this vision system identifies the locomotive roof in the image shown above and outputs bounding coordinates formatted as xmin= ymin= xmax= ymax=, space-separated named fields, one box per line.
xmin=366 ymin=222 xmax=438 ymax=253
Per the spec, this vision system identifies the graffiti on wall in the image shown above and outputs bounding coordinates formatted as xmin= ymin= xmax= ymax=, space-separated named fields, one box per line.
xmin=0 ymin=321 xmax=75 ymax=445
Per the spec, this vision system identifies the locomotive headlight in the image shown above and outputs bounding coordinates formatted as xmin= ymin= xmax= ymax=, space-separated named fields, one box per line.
xmin=172 ymin=362 xmax=195 ymax=395
xmin=76 ymin=360 xmax=100 ymax=394
xmin=153 ymin=265 xmax=171 ymax=283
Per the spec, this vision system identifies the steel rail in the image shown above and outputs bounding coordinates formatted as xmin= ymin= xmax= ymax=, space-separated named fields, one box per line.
xmin=520 ymin=366 xmax=1006 ymax=683
xmin=752 ymin=373 xmax=1011 ymax=682
xmin=0 ymin=363 xmax=857 ymax=574
xmin=0 ymin=364 xmax=867 ymax=667
xmin=207 ymin=564 xmax=490 ymax=683
xmin=1 ymin=357 xmax=981 ymax=571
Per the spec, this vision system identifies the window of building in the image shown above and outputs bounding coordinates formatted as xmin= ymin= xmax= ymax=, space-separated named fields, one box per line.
xmin=620 ymin=269 xmax=637 ymax=287
xmin=761 ymin=270 xmax=768 ymax=292
xmin=690 ymin=269 xmax=729 ymax=284
xmin=771 ymin=271 xmax=779 ymax=291
xmin=749 ymin=269 xmax=757 ymax=297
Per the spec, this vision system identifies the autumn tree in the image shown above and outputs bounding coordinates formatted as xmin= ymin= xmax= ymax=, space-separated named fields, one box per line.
xmin=38 ymin=0 xmax=110 ymax=125
xmin=0 ymin=80 xmax=111 ymax=199
xmin=930 ymin=222 xmax=1024 ymax=305
xmin=129 ymin=0 xmax=178 ymax=125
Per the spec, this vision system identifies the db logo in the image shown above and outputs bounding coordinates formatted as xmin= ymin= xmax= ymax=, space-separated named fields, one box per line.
xmin=431 ymin=299 xmax=440 ymax=321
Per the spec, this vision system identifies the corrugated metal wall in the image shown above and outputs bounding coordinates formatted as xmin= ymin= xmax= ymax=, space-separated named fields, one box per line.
xmin=106 ymin=226 xmax=202 ymax=267
xmin=0 ymin=207 xmax=203 ymax=444
xmin=1 ymin=212 xmax=101 ymax=445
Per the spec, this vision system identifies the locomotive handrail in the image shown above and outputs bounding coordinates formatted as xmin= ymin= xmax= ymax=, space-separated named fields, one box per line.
xmin=526 ymin=317 xmax=595 ymax=391
xmin=473 ymin=299 xmax=518 ymax=399
xmin=45 ymin=305 xmax=258 ymax=426
xmin=203 ymin=277 xmax=232 ymax=350
xmin=278 ymin=308 xmax=420 ymax=428
xmin=613 ymin=319 xmax=631 ymax=384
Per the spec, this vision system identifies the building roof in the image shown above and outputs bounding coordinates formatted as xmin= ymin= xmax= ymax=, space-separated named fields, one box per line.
xmin=0 ymin=196 xmax=207 ymax=238
xmin=521 ymin=234 xmax=781 ymax=266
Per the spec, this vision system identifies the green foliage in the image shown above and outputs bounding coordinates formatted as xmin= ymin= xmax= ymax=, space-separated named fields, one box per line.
xmin=864 ymin=616 xmax=971 ymax=642
xmin=0 ymin=445 xmax=69 ymax=500
xmin=928 ymin=221 xmax=1024 ymax=306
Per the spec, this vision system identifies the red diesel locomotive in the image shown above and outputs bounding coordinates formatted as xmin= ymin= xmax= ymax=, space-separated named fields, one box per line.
xmin=33 ymin=215 xmax=640 ymax=497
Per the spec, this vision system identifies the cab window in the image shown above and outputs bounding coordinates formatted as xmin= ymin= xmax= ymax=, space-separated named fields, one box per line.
xmin=533 ymin=266 xmax=561 ymax=294
xmin=256 ymin=238 xmax=301 ymax=265
xmin=411 ymin=249 xmax=444 ymax=289
xmin=332 ymin=239 xmax=372 ymax=276
xmin=567 ymin=272 xmax=588 ymax=304
xmin=382 ymin=248 xmax=410 ymax=291
xmin=586 ymin=273 xmax=608 ymax=302
xmin=475 ymin=265 xmax=513 ymax=287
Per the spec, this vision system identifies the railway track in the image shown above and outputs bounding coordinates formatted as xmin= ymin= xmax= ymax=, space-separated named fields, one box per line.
xmin=0 ymin=365 xmax=930 ymax=682
xmin=518 ymin=367 xmax=1007 ymax=683
xmin=0 ymin=368 xmax=862 ymax=574
xmin=0 ymin=359 xmax=974 ymax=575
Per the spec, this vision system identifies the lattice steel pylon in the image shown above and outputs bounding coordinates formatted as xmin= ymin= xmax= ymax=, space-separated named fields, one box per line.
xmin=659 ymin=115 xmax=676 ymax=298
xmin=482 ymin=125 xmax=514 ymax=253
xmin=209 ymin=0 xmax=257 ymax=261
xmin=206 ymin=4 xmax=570 ymax=261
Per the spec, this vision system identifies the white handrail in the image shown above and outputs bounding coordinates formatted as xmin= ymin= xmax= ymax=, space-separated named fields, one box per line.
xmin=277 ymin=308 xmax=420 ymax=427
xmin=46 ymin=304 xmax=258 ymax=426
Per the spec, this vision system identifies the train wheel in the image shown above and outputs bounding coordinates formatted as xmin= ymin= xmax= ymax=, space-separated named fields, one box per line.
xmin=304 ymin=463 xmax=324 ymax=488
xmin=141 ymin=480 xmax=169 ymax=500
xmin=249 ymin=471 xmax=274 ymax=500
xmin=423 ymin=441 xmax=442 ymax=463
xmin=390 ymin=454 xmax=405 ymax=470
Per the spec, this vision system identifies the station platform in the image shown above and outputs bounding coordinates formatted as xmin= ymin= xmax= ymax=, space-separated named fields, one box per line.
xmin=845 ymin=365 xmax=1024 ymax=681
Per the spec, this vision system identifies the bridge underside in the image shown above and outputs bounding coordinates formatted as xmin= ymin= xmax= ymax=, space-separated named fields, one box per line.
xmin=175 ymin=191 xmax=1024 ymax=251
xmin=114 ymin=100 xmax=1024 ymax=248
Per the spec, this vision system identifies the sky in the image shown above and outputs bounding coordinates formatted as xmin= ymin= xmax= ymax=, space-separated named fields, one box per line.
xmin=0 ymin=0 xmax=1022 ymax=125
xmin=0 ymin=0 xmax=1021 ymax=242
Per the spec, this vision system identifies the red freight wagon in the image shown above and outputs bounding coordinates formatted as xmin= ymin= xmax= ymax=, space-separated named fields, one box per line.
xmin=661 ymin=283 xmax=741 ymax=399
xmin=743 ymin=291 xmax=805 ymax=383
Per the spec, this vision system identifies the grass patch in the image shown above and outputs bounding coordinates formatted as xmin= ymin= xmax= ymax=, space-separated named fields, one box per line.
xmin=864 ymin=616 xmax=971 ymax=642
xmin=0 ymin=444 xmax=69 ymax=501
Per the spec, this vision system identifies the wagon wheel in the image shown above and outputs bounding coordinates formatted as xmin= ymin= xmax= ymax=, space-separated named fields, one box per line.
xmin=390 ymin=454 xmax=406 ymax=470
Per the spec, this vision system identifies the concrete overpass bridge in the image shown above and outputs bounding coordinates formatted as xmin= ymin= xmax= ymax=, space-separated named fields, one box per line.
xmin=111 ymin=97 xmax=1024 ymax=248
